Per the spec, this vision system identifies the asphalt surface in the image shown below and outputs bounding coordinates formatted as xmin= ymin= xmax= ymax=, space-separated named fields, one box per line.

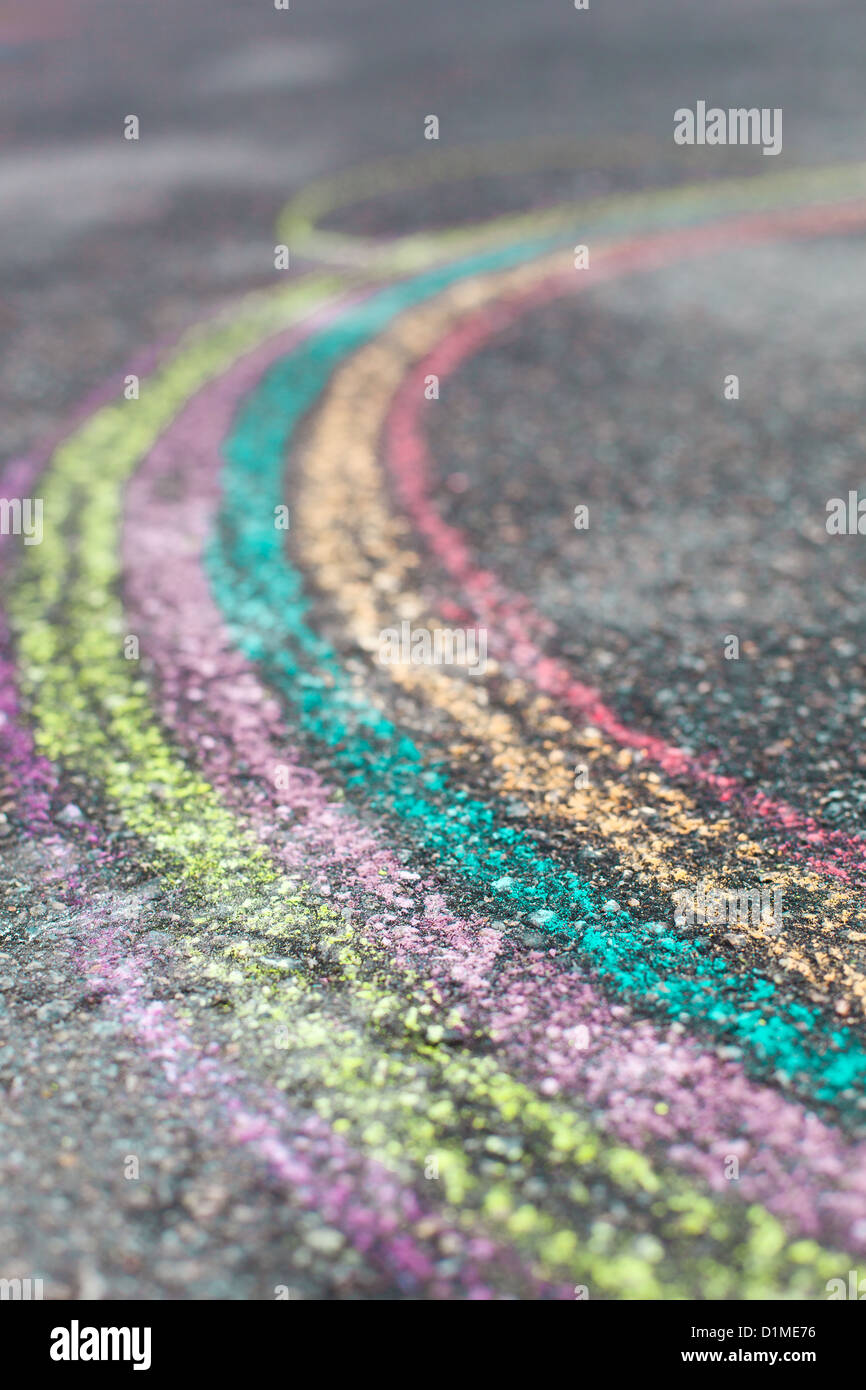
xmin=3 ymin=0 xmax=866 ymax=1303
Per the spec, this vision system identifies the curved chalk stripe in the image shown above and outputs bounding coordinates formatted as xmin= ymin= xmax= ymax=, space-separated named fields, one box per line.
xmin=293 ymin=229 xmax=866 ymax=1014
xmin=11 ymin=170 xmax=866 ymax=1289
xmin=385 ymin=200 xmax=866 ymax=888
xmin=76 ymin=894 xmax=537 ymax=1299
xmin=1 ymin=407 xmax=538 ymax=1304
xmin=13 ymin=292 xmax=818 ymax=1300
xmin=124 ymin=318 xmax=866 ymax=1254
xmin=211 ymin=219 xmax=866 ymax=1108
xmin=278 ymin=144 xmax=866 ymax=273
xmin=278 ymin=133 xmax=664 ymax=270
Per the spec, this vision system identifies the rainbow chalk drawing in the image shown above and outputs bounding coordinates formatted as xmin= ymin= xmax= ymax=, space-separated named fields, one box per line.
xmin=6 ymin=144 xmax=866 ymax=1297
